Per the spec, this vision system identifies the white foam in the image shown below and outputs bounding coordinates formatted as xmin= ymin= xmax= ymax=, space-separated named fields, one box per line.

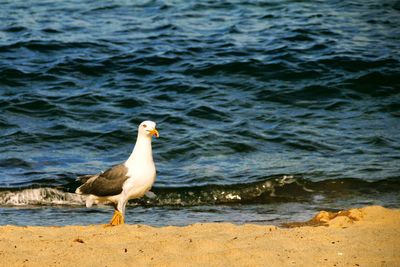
xmin=0 ymin=188 xmax=85 ymax=206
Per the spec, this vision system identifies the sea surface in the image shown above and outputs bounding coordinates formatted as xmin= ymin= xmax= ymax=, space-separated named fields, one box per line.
xmin=0 ymin=0 xmax=399 ymax=226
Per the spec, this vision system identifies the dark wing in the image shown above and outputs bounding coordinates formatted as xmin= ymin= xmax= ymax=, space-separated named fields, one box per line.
xmin=76 ymin=174 xmax=94 ymax=184
xmin=76 ymin=164 xmax=129 ymax=197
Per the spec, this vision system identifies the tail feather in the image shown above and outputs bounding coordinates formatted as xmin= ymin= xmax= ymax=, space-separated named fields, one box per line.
xmin=75 ymin=174 xmax=98 ymax=195
xmin=75 ymin=186 xmax=83 ymax=194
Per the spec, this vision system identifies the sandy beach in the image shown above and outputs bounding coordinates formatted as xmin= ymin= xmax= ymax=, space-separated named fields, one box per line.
xmin=0 ymin=206 xmax=399 ymax=267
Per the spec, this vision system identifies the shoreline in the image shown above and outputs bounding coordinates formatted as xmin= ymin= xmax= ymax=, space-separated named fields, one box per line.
xmin=0 ymin=205 xmax=399 ymax=266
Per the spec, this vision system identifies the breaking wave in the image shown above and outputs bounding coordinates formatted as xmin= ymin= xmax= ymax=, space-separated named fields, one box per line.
xmin=1 ymin=176 xmax=398 ymax=207
xmin=0 ymin=188 xmax=85 ymax=206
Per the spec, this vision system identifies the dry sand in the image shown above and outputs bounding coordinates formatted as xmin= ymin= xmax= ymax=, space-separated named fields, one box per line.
xmin=0 ymin=205 xmax=399 ymax=267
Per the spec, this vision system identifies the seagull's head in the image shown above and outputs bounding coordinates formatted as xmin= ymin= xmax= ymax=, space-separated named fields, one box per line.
xmin=138 ymin=120 xmax=159 ymax=138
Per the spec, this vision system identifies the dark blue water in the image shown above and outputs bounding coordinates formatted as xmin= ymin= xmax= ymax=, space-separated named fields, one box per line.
xmin=0 ymin=0 xmax=399 ymax=226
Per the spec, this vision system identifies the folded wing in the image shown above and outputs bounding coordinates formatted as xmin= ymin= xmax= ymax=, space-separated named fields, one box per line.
xmin=75 ymin=164 xmax=129 ymax=197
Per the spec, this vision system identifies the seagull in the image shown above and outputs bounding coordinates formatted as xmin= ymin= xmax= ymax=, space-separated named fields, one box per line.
xmin=75 ymin=120 xmax=159 ymax=226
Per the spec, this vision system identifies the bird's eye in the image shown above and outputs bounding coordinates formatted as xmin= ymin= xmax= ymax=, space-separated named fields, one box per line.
xmin=142 ymin=124 xmax=147 ymax=128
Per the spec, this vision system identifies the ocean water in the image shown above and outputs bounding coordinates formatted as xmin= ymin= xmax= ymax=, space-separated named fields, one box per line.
xmin=0 ymin=0 xmax=399 ymax=226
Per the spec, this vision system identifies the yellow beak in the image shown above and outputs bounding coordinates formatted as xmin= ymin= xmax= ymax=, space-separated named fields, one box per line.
xmin=149 ymin=128 xmax=159 ymax=138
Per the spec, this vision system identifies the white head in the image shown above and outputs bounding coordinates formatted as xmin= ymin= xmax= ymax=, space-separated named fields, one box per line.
xmin=138 ymin=120 xmax=159 ymax=138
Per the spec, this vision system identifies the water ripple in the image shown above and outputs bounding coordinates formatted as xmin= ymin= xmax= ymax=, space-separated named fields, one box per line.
xmin=0 ymin=0 xmax=399 ymax=225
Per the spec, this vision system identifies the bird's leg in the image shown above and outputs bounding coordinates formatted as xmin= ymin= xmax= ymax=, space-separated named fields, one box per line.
xmin=107 ymin=203 xmax=124 ymax=226
xmin=109 ymin=210 xmax=124 ymax=226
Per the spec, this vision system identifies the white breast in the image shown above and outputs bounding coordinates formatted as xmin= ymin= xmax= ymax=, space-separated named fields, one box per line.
xmin=122 ymin=161 xmax=156 ymax=200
